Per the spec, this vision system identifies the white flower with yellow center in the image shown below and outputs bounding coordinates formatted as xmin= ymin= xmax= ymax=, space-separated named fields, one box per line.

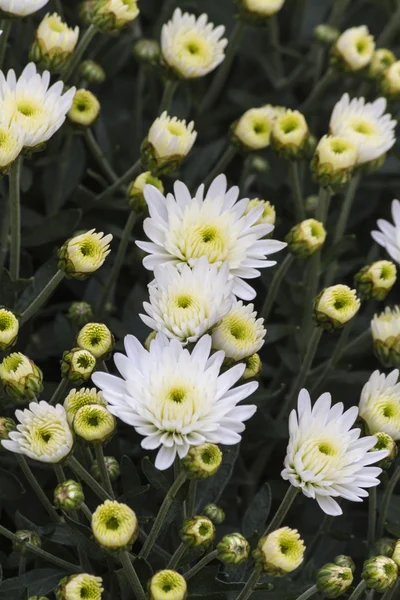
xmin=136 ymin=174 xmax=286 ymax=301
xmin=314 ymin=285 xmax=360 ymax=330
xmin=0 ymin=121 xmax=23 ymax=171
xmin=150 ymin=571 xmax=187 ymax=600
xmin=233 ymin=106 xmax=281 ymax=150
xmin=254 ymin=527 xmax=305 ymax=575
xmin=382 ymin=60 xmax=400 ymax=98
xmin=244 ymin=199 xmax=276 ymax=226
xmin=272 ymin=109 xmax=309 ymax=157
xmin=282 ymin=389 xmax=388 ymax=515
xmin=147 ymin=112 xmax=197 ymax=160
xmin=0 ymin=308 xmax=19 ymax=350
xmin=36 ymin=13 xmax=79 ymax=55
xmin=372 ymin=200 xmax=400 ymax=264
xmin=92 ymin=333 xmax=258 ymax=470
xmin=242 ymin=0 xmax=285 ymax=16
xmin=211 ymin=300 xmax=266 ymax=361
xmin=360 ymin=370 xmax=400 ymax=441
xmin=330 ymin=93 xmax=396 ymax=164
xmin=98 ymin=0 xmax=139 ymax=27
xmin=0 ymin=0 xmax=49 ymax=16
xmin=58 ymin=229 xmax=113 ymax=278
xmin=372 ymin=306 xmax=400 ymax=343
xmin=58 ymin=574 xmax=103 ymax=600
xmin=161 ymin=8 xmax=227 ymax=79
xmin=2 ymin=401 xmax=73 ymax=463
xmin=315 ymin=135 xmax=358 ymax=172
xmin=141 ymin=257 xmax=234 ymax=343
xmin=335 ymin=26 xmax=375 ymax=71
xmin=92 ymin=500 xmax=138 ymax=550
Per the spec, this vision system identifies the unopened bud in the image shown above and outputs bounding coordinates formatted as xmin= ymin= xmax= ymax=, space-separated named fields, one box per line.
xmin=0 ymin=416 xmax=16 ymax=441
xmin=92 ymin=500 xmax=138 ymax=550
xmin=127 ymin=171 xmax=164 ymax=214
xmin=371 ymin=306 xmax=400 ymax=368
xmin=334 ymin=555 xmax=356 ymax=572
xmin=0 ymin=353 xmax=43 ymax=402
xmin=217 ymin=532 xmax=250 ymax=565
xmin=76 ymin=322 xmax=114 ymax=360
xmin=0 ymin=308 xmax=19 ymax=350
xmin=312 ymin=135 xmax=357 ymax=187
xmin=55 ymin=574 xmax=103 ymax=600
xmin=182 ymin=443 xmax=223 ymax=479
xmin=254 ymin=527 xmax=305 ymax=575
xmin=369 ymin=49 xmax=396 ymax=79
xmin=73 ymin=404 xmax=116 ymax=444
xmin=13 ymin=530 xmax=41 ymax=554
xmin=242 ymin=353 xmax=262 ymax=380
xmin=68 ymin=89 xmax=100 ymax=128
xmin=79 ymin=60 xmax=106 ymax=84
xmin=54 ymin=479 xmax=85 ymax=511
xmin=370 ymin=432 xmax=397 ymax=469
xmin=375 ymin=539 xmax=396 ymax=558
xmin=203 ymin=503 xmax=225 ymax=525
xmin=272 ymin=110 xmax=310 ymax=160
xmin=180 ymin=516 xmax=215 ymax=548
xmin=67 ymin=302 xmax=94 ymax=326
xmin=133 ymin=38 xmax=161 ymax=64
xmin=314 ymin=24 xmax=340 ymax=45
xmin=362 ymin=556 xmax=398 ymax=592
xmin=316 ymin=563 xmax=353 ymax=598
xmin=60 ymin=348 xmax=96 ymax=385
xmin=392 ymin=539 xmax=400 ymax=566
xmin=91 ymin=456 xmax=120 ymax=481
xmin=286 ymin=219 xmax=326 ymax=258
xmin=58 ymin=229 xmax=112 ymax=280
xmin=313 ymin=285 xmax=360 ymax=331
xmin=355 ymin=261 xmax=397 ymax=301
xmin=149 ymin=571 xmax=187 ymax=600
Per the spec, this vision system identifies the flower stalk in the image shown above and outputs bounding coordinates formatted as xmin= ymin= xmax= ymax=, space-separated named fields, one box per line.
xmin=377 ymin=465 xmax=400 ymax=538
xmin=288 ymin=161 xmax=305 ymax=222
xmin=20 ymin=270 xmax=65 ymax=325
xmin=84 ymin=129 xmax=118 ymax=184
xmin=203 ymin=145 xmax=237 ymax=189
xmin=16 ymin=454 xmax=61 ymax=523
xmin=94 ymin=444 xmax=114 ymax=498
xmin=159 ymin=79 xmax=179 ymax=114
xmin=68 ymin=455 xmax=112 ymax=502
xmin=185 ymin=549 xmax=219 ymax=580
xmin=0 ymin=19 xmax=11 ymax=69
xmin=293 ymin=585 xmax=318 ymax=600
xmin=119 ymin=550 xmax=146 ymax=600
xmin=96 ymin=158 xmax=142 ymax=202
xmin=235 ymin=564 xmax=263 ymax=600
xmin=261 ymin=254 xmax=294 ymax=321
xmin=9 ymin=156 xmax=22 ymax=282
xmin=62 ymin=24 xmax=97 ymax=83
xmin=264 ymin=484 xmax=299 ymax=535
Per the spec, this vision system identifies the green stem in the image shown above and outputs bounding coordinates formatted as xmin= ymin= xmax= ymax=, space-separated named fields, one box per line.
xmin=328 ymin=0 xmax=351 ymax=26
xmin=186 ymin=479 xmax=197 ymax=518
xmin=68 ymin=455 xmax=112 ymax=502
xmin=310 ymin=323 xmax=351 ymax=394
xmin=51 ymin=131 xmax=73 ymax=215
xmin=185 ymin=549 xmax=219 ymax=580
xmin=291 ymin=0 xmax=306 ymax=43
xmin=294 ymin=585 xmax=318 ymax=600
xmin=139 ymin=471 xmax=187 ymax=559
xmin=94 ymin=444 xmax=114 ymax=498
xmin=269 ymin=15 xmax=284 ymax=78
xmin=0 ymin=20 xmax=12 ymax=69
xmin=167 ymin=542 xmax=187 ymax=569
xmin=348 ymin=581 xmax=367 ymax=600
xmin=301 ymin=71 xmax=335 ymax=113
xmin=96 ymin=158 xmax=141 ymax=202
xmin=18 ymin=555 xmax=26 ymax=576
xmin=311 ymin=328 xmax=371 ymax=377
xmin=20 ymin=269 xmax=65 ymax=324
xmin=261 ymin=254 xmax=295 ymax=321
xmin=303 ymin=514 xmax=333 ymax=565
xmin=203 ymin=145 xmax=237 ymax=189
xmin=9 ymin=156 xmax=22 ymax=281
xmin=133 ymin=65 xmax=146 ymax=156
xmin=199 ymin=21 xmax=244 ymax=113
xmin=54 ymin=464 xmax=66 ymax=484
xmin=235 ymin=565 xmax=263 ymax=600
xmin=159 ymin=79 xmax=179 ymax=114
xmin=85 ymin=129 xmax=118 ymax=184
xmin=264 ymin=485 xmax=299 ymax=535
xmin=316 ymin=185 xmax=332 ymax=224
xmin=62 ymin=24 xmax=97 ymax=83
xmin=288 ymin=161 xmax=305 ymax=222
xmin=368 ymin=486 xmax=377 ymax=555
xmin=119 ymin=551 xmax=146 ymax=600
xmin=16 ymin=454 xmax=61 ymax=522
xmin=80 ymin=502 xmax=93 ymax=522
xmin=96 ymin=210 xmax=137 ymax=317
xmin=49 ymin=378 xmax=69 ymax=406
xmin=377 ymin=5 xmax=400 ymax=46
xmin=0 ymin=193 xmax=10 ymax=273
xmin=382 ymin=579 xmax=400 ymax=600
xmin=377 ymin=465 xmax=400 ymax=538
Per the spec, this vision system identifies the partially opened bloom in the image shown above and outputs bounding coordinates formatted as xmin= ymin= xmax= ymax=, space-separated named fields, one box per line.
xmin=136 ymin=174 xmax=287 ymax=300
xmin=2 ymin=401 xmax=73 ymax=463
xmin=68 ymin=89 xmax=100 ymax=127
xmin=31 ymin=13 xmax=79 ymax=72
xmin=77 ymin=322 xmax=114 ymax=359
xmin=0 ymin=352 xmax=43 ymax=402
xmin=64 ymin=387 xmax=106 ymax=426
xmin=381 ymin=61 xmax=400 ymax=99
xmin=244 ymin=199 xmax=276 ymax=226
xmin=161 ymin=8 xmax=227 ymax=79
xmin=354 ymin=260 xmax=397 ymax=301
xmin=141 ymin=257 xmax=234 ymax=343
xmin=360 ymin=370 xmax=400 ymax=440
xmin=149 ymin=571 xmax=187 ymax=600
xmin=58 ymin=229 xmax=113 ymax=279
xmin=92 ymin=500 xmax=138 ymax=550
xmin=92 ymin=333 xmax=258 ymax=470
xmin=97 ymin=0 xmax=139 ymax=29
xmin=334 ymin=26 xmax=375 ymax=71
xmin=372 ymin=199 xmax=400 ymax=264
xmin=312 ymin=135 xmax=358 ymax=186
xmin=313 ymin=285 xmax=360 ymax=330
xmin=369 ymin=49 xmax=395 ymax=78
xmin=330 ymin=93 xmax=396 ymax=165
xmin=211 ymin=300 xmax=266 ymax=360
xmin=254 ymin=527 xmax=305 ymax=575
xmin=272 ymin=110 xmax=309 ymax=160
xmin=0 ymin=0 xmax=49 ymax=16
xmin=232 ymin=106 xmax=282 ymax=151
xmin=56 ymin=574 xmax=103 ymax=600
xmin=281 ymin=389 xmax=388 ymax=515
xmin=371 ymin=306 xmax=400 ymax=368
xmin=0 ymin=308 xmax=19 ymax=350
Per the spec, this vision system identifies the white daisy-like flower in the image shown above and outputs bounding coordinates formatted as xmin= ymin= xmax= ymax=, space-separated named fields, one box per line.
xmin=371 ymin=199 xmax=400 ymax=264
xmin=360 ymin=370 xmax=400 ymax=441
xmin=0 ymin=121 xmax=24 ymax=170
xmin=0 ymin=0 xmax=49 ymax=16
xmin=36 ymin=13 xmax=79 ymax=55
xmin=2 ymin=401 xmax=73 ymax=463
xmin=140 ymin=257 xmax=235 ymax=343
xmin=281 ymin=389 xmax=388 ymax=516
xmin=330 ymin=93 xmax=396 ymax=165
xmin=92 ymin=333 xmax=258 ymax=470
xmin=0 ymin=63 xmax=75 ymax=149
xmin=211 ymin=300 xmax=266 ymax=361
xmin=136 ymin=174 xmax=287 ymax=301
xmin=335 ymin=26 xmax=375 ymax=71
xmin=147 ymin=112 xmax=197 ymax=160
xmin=371 ymin=305 xmax=400 ymax=343
xmin=161 ymin=8 xmax=227 ymax=79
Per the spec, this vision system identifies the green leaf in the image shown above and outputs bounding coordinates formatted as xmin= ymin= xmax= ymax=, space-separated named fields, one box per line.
xmin=21 ymin=209 xmax=82 ymax=247
xmin=188 ymin=566 xmax=245 ymax=595
xmin=142 ymin=457 xmax=171 ymax=493
xmin=0 ymin=468 xmax=25 ymax=499
xmin=242 ymin=482 xmax=272 ymax=538
xmin=0 ymin=569 xmax=67 ymax=599
xmin=61 ymin=513 xmax=107 ymax=560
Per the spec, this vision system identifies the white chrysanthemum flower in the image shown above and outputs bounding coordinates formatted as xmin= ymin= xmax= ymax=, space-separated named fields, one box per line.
xmin=147 ymin=112 xmax=197 ymax=159
xmin=140 ymin=257 xmax=234 ymax=343
xmin=0 ymin=63 xmax=75 ymax=149
xmin=335 ymin=26 xmax=375 ymax=71
xmin=371 ymin=199 xmax=400 ymax=265
xmin=211 ymin=300 xmax=266 ymax=360
xmin=233 ymin=106 xmax=282 ymax=150
xmin=92 ymin=333 xmax=258 ymax=470
xmin=99 ymin=0 xmax=139 ymax=27
xmin=59 ymin=574 xmax=103 ymax=600
xmin=315 ymin=135 xmax=358 ymax=171
xmin=371 ymin=306 xmax=400 ymax=343
xmin=360 ymin=370 xmax=400 ymax=441
xmin=244 ymin=199 xmax=276 ymax=226
xmin=0 ymin=0 xmax=49 ymax=16
xmin=254 ymin=527 xmax=305 ymax=575
xmin=136 ymin=174 xmax=287 ymax=301
xmin=36 ymin=13 xmax=79 ymax=55
xmin=243 ymin=0 xmax=285 ymax=16
xmin=281 ymin=389 xmax=388 ymax=516
xmin=59 ymin=229 xmax=113 ymax=278
xmin=92 ymin=500 xmax=138 ymax=550
xmin=330 ymin=93 xmax=396 ymax=165
xmin=0 ymin=121 xmax=23 ymax=170
xmin=2 ymin=401 xmax=73 ymax=463
xmin=161 ymin=8 xmax=227 ymax=79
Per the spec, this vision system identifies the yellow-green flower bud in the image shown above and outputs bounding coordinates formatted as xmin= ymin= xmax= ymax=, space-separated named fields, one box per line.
xmin=286 ymin=219 xmax=326 ymax=258
xmin=371 ymin=306 xmax=400 ymax=368
xmin=29 ymin=13 xmax=79 ymax=73
xmin=332 ymin=26 xmax=375 ymax=73
xmin=180 ymin=515 xmax=215 ymax=547
xmin=87 ymin=0 xmax=139 ymax=31
xmin=13 ymin=530 xmax=41 ymax=554
xmin=217 ymin=532 xmax=250 ymax=565
xmin=249 ymin=155 xmax=269 ymax=173
xmin=381 ymin=60 xmax=400 ymax=100
xmin=313 ymin=285 xmax=360 ymax=331
xmin=235 ymin=0 xmax=285 ymax=26
xmin=305 ymin=195 xmax=319 ymax=213
xmin=312 ymin=135 xmax=357 ymax=187
xmin=92 ymin=500 xmax=138 ymax=551
xmin=67 ymin=302 xmax=94 ymax=326
xmin=0 ymin=353 xmax=43 ymax=403
xmin=203 ymin=503 xmax=225 ymax=525
xmin=127 ymin=171 xmax=164 ymax=214
xmin=232 ymin=106 xmax=277 ymax=151
xmin=73 ymin=404 xmax=116 ymax=444
xmin=0 ymin=416 xmax=16 ymax=441
xmin=79 ymin=60 xmax=106 ymax=84
xmin=334 ymin=555 xmax=356 ymax=572
xmin=316 ymin=563 xmax=353 ymax=598
xmin=355 ymin=261 xmax=397 ymax=302
xmin=68 ymin=89 xmax=100 ymax=128
xmin=76 ymin=322 xmax=114 ymax=360
xmin=144 ymin=331 xmax=157 ymax=350
xmin=362 ymin=556 xmax=398 ymax=592
xmin=370 ymin=432 xmax=398 ymax=469
xmin=182 ymin=443 xmax=223 ymax=479
xmin=133 ymin=38 xmax=161 ymax=65
xmin=55 ymin=574 xmax=103 ymax=600
xmin=253 ymin=527 xmax=305 ymax=576
xmin=149 ymin=570 xmax=187 ymax=600
xmin=313 ymin=24 xmax=340 ymax=45
xmin=64 ymin=387 xmax=106 ymax=426
xmin=60 ymin=348 xmax=96 ymax=385
xmin=369 ymin=49 xmax=396 ymax=79
xmin=244 ymin=199 xmax=276 ymax=226
xmin=375 ymin=539 xmax=396 ymax=558
xmin=91 ymin=455 xmax=120 ymax=482
xmin=0 ymin=308 xmax=19 ymax=350
xmin=54 ymin=479 xmax=85 ymax=511
xmin=272 ymin=110 xmax=310 ymax=160
xmin=242 ymin=353 xmax=262 ymax=380
xmin=58 ymin=229 xmax=112 ymax=280
xmin=392 ymin=540 xmax=400 ymax=566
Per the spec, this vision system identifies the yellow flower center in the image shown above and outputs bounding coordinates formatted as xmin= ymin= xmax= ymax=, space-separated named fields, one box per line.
xmin=176 ymin=32 xmax=213 ymax=67
xmin=48 ymin=16 xmax=66 ymax=33
xmin=356 ymin=37 xmax=370 ymax=56
xmin=17 ymin=100 xmax=42 ymax=118
xmin=0 ymin=312 xmax=14 ymax=331
xmin=182 ymin=222 xmax=228 ymax=263
xmin=280 ymin=114 xmax=300 ymax=134
xmin=349 ymin=118 xmax=378 ymax=136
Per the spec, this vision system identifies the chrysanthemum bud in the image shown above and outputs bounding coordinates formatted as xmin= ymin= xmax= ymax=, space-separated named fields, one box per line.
xmin=242 ymin=353 xmax=262 ymax=380
xmin=212 ymin=300 xmax=266 ymax=361
xmin=58 ymin=229 xmax=112 ymax=279
xmin=0 ymin=416 xmax=16 ymax=441
xmin=392 ymin=540 xmax=400 ymax=566
xmin=235 ymin=0 xmax=285 ymax=25
xmin=144 ymin=331 xmax=157 ymax=351
xmin=30 ymin=13 xmax=79 ymax=72
xmin=127 ymin=171 xmax=164 ymax=214
xmin=64 ymin=387 xmax=106 ymax=426
xmin=55 ymin=574 xmax=103 ymax=600
xmin=79 ymin=60 xmax=106 ymax=84
xmin=76 ymin=322 xmax=114 ymax=360
xmin=91 ymin=456 xmax=120 ymax=482
xmin=286 ymin=219 xmax=326 ymax=258
xmin=253 ymin=527 xmax=305 ymax=575
xmin=369 ymin=49 xmax=396 ymax=79
xmin=249 ymin=155 xmax=269 ymax=173
xmin=313 ymin=24 xmax=340 ymax=45
xmin=217 ymin=532 xmax=250 ymax=565
xmin=371 ymin=306 xmax=400 ymax=368
xmin=355 ymin=261 xmax=397 ymax=302
xmin=149 ymin=570 xmax=187 ymax=600
xmin=0 ymin=308 xmax=19 ymax=350
xmin=54 ymin=479 xmax=85 ymax=511
xmin=67 ymin=302 xmax=94 ymax=326
xmin=73 ymin=404 xmax=116 ymax=444
xmin=203 ymin=503 xmax=225 ymax=525
xmin=87 ymin=0 xmax=139 ymax=31
xmin=370 ymin=432 xmax=397 ymax=469
xmin=272 ymin=110 xmax=310 ymax=160
xmin=180 ymin=515 xmax=215 ymax=547
xmin=92 ymin=500 xmax=138 ymax=550
xmin=313 ymin=285 xmax=360 ymax=331
xmin=68 ymin=89 xmax=100 ymax=127
xmin=381 ymin=60 xmax=400 ymax=100
xmin=232 ymin=106 xmax=279 ymax=151
xmin=312 ymin=135 xmax=358 ymax=187
xmin=0 ymin=353 xmax=43 ymax=402
xmin=332 ymin=26 xmax=375 ymax=72
xmin=362 ymin=556 xmax=398 ymax=592
xmin=244 ymin=199 xmax=276 ymax=226
xmin=132 ymin=38 xmax=161 ymax=64
xmin=13 ymin=530 xmax=41 ymax=554
xmin=182 ymin=443 xmax=223 ymax=479
xmin=334 ymin=555 xmax=356 ymax=572
xmin=375 ymin=538 xmax=396 ymax=558
xmin=316 ymin=563 xmax=353 ymax=598
xmin=61 ymin=348 xmax=96 ymax=385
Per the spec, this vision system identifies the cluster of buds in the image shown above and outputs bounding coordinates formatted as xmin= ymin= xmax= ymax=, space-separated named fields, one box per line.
xmin=68 ymin=89 xmax=100 ymax=128
xmin=29 ymin=13 xmax=79 ymax=73
xmin=285 ymin=219 xmax=326 ymax=258
xmin=362 ymin=556 xmax=398 ymax=592
xmin=0 ymin=353 xmax=43 ymax=402
xmin=355 ymin=261 xmax=397 ymax=301
xmin=182 ymin=443 xmax=223 ymax=479
xmin=54 ymin=479 xmax=85 ymax=512
xmin=81 ymin=0 xmax=139 ymax=32
xmin=127 ymin=171 xmax=164 ymax=214
xmin=253 ymin=527 xmax=305 ymax=576
xmin=313 ymin=285 xmax=360 ymax=331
